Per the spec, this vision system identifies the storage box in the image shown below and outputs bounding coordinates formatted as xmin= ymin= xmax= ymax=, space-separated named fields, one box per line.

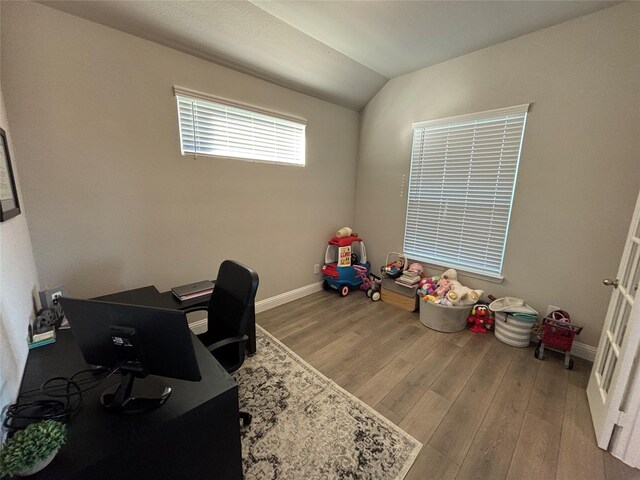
xmin=494 ymin=312 xmax=535 ymax=347
xmin=381 ymin=288 xmax=418 ymax=312
xmin=419 ymin=301 xmax=472 ymax=333
xmin=381 ymin=277 xmax=419 ymax=297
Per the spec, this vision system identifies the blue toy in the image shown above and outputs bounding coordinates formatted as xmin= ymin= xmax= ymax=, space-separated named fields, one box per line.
xmin=321 ymin=234 xmax=370 ymax=297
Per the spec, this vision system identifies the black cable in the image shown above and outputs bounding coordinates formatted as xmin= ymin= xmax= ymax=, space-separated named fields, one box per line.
xmin=3 ymin=363 xmax=123 ymax=432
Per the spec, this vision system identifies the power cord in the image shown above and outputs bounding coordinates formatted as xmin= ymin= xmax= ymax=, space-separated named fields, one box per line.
xmin=3 ymin=364 xmax=122 ymax=433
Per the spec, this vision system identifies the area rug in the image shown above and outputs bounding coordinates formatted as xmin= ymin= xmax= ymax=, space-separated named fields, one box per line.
xmin=234 ymin=326 xmax=422 ymax=480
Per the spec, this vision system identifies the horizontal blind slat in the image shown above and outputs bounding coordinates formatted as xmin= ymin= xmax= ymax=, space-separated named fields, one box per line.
xmin=176 ymin=94 xmax=306 ymax=165
xmin=404 ymin=107 xmax=527 ymax=278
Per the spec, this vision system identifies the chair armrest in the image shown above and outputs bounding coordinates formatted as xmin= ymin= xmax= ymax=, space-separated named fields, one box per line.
xmin=207 ymin=335 xmax=249 ymax=353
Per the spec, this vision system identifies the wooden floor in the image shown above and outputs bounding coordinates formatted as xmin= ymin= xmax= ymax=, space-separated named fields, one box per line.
xmin=256 ymin=291 xmax=640 ymax=480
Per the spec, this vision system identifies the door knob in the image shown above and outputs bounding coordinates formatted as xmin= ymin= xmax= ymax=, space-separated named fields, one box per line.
xmin=603 ymin=278 xmax=619 ymax=288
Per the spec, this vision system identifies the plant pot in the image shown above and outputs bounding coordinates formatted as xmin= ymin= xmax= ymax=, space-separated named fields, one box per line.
xmin=17 ymin=450 xmax=58 ymax=477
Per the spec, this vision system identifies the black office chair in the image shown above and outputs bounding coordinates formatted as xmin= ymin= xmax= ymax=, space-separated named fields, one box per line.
xmin=189 ymin=260 xmax=259 ymax=426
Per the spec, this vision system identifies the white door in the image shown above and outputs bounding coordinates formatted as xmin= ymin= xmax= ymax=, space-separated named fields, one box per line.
xmin=587 ymin=190 xmax=640 ymax=449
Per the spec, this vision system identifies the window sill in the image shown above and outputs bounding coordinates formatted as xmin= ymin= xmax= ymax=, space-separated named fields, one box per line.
xmin=181 ymin=152 xmax=305 ymax=167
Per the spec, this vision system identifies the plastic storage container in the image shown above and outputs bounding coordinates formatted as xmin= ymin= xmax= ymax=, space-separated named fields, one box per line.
xmin=419 ymin=301 xmax=472 ymax=333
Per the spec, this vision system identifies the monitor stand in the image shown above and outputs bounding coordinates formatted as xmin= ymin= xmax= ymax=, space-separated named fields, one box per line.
xmin=101 ymin=370 xmax=171 ymax=414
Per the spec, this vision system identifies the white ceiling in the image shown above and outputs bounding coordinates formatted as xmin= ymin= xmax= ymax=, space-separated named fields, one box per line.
xmin=41 ymin=0 xmax=617 ymax=111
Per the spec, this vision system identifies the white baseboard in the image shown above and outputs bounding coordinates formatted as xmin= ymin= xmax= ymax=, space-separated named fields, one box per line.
xmin=254 ymin=281 xmax=324 ymax=314
xmin=189 ymin=281 xmax=323 ymax=335
xmin=570 ymin=341 xmax=597 ymax=362
xmin=189 ymin=318 xmax=208 ymax=335
xmin=188 ymin=282 xmax=598 ymax=364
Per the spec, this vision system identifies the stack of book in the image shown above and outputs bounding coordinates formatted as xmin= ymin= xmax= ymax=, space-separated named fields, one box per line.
xmin=171 ymin=280 xmax=215 ymax=302
xmin=395 ymin=271 xmax=422 ymax=288
xmin=28 ymin=329 xmax=56 ymax=349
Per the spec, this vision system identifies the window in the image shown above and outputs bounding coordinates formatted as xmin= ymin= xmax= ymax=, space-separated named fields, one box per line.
xmin=403 ymin=104 xmax=529 ymax=279
xmin=174 ymin=86 xmax=306 ymax=166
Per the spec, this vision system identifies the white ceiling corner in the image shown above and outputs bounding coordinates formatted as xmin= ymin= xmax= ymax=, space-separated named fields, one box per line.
xmin=39 ymin=0 xmax=619 ymax=111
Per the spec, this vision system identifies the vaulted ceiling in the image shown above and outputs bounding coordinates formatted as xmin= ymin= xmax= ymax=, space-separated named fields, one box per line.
xmin=41 ymin=0 xmax=617 ymax=110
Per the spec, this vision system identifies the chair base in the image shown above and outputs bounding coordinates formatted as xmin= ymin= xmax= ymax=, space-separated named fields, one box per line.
xmin=240 ymin=411 xmax=252 ymax=427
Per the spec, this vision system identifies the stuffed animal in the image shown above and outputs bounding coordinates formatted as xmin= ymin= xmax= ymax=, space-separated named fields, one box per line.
xmin=468 ymin=289 xmax=484 ymax=303
xmin=447 ymin=282 xmax=485 ymax=306
xmin=423 ymin=294 xmax=439 ymax=303
xmin=382 ymin=259 xmax=405 ymax=278
xmin=467 ymin=304 xmax=494 ymax=333
xmin=435 ymin=278 xmax=453 ymax=298
xmin=417 ymin=277 xmax=436 ymax=297
xmin=446 ymin=281 xmax=469 ymax=304
xmin=336 ymin=227 xmax=356 ymax=238
xmin=441 ymin=268 xmax=458 ymax=281
xmin=407 ymin=263 xmax=425 ymax=276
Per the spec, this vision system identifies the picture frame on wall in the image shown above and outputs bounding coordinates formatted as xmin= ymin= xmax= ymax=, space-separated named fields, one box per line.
xmin=0 ymin=127 xmax=21 ymax=222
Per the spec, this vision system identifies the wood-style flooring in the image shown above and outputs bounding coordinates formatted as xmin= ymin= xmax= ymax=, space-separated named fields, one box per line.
xmin=256 ymin=291 xmax=640 ymax=480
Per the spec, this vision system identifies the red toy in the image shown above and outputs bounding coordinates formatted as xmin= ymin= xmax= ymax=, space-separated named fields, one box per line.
xmin=534 ymin=310 xmax=583 ymax=369
xmin=467 ymin=304 xmax=494 ymax=333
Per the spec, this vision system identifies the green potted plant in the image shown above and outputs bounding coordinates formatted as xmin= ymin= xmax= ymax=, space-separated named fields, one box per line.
xmin=0 ymin=420 xmax=67 ymax=477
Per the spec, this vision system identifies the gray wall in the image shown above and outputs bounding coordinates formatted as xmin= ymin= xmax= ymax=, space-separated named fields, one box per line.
xmin=0 ymin=3 xmax=41 ymax=431
xmin=355 ymin=3 xmax=640 ymax=348
xmin=1 ymin=2 xmax=359 ymax=301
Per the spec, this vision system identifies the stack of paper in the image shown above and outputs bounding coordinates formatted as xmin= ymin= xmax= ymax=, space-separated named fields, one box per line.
xmin=28 ymin=329 xmax=56 ymax=349
xmin=395 ymin=271 xmax=421 ymax=288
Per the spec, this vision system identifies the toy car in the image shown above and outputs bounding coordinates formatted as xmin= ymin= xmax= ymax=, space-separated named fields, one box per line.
xmin=321 ymin=234 xmax=370 ymax=297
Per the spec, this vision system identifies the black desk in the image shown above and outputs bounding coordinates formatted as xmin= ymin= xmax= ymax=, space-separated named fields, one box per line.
xmin=20 ymin=330 xmax=243 ymax=480
xmin=94 ymin=285 xmax=257 ymax=355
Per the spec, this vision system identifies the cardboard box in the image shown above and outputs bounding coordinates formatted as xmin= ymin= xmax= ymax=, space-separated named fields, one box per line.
xmin=381 ymin=288 xmax=418 ymax=312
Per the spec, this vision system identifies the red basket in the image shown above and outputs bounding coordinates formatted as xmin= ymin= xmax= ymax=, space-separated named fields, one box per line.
xmin=541 ymin=317 xmax=583 ymax=353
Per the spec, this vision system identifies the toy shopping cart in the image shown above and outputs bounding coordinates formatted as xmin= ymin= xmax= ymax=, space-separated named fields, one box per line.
xmin=534 ymin=310 xmax=583 ymax=369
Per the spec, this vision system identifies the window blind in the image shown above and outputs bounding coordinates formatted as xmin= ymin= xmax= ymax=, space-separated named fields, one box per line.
xmin=174 ymin=87 xmax=306 ymax=166
xmin=404 ymin=104 xmax=529 ymax=278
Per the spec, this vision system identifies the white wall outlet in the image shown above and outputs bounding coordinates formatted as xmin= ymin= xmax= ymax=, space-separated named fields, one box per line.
xmin=39 ymin=286 xmax=68 ymax=309
xmin=314 ymin=264 xmax=320 ymax=274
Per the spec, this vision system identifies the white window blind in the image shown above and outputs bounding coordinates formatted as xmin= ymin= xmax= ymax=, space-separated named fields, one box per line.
xmin=404 ymin=104 xmax=529 ymax=279
xmin=174 ymin=86 xmax=306 ymax=166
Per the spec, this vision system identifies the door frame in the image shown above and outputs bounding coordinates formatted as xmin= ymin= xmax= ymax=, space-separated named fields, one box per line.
xmin=609 ymin=296 xmax=640 ymax=467
xmin=587 ymin=189 xmax=640 ymax=451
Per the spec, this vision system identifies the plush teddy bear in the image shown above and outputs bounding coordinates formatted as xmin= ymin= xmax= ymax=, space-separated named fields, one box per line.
xmin=446 ymin=281 xmax=485 ymax=306
xmin=445 ymin=281 xmax=468 ymax=304
xmin=441 ymin=268 xmax=458 ymax=281
xmin=336 ymin=227 xmax=355 ymax=238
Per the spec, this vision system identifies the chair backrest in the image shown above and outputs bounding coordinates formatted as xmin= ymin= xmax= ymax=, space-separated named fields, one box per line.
xmin=207 ymin=260 xmax=259 ymax=372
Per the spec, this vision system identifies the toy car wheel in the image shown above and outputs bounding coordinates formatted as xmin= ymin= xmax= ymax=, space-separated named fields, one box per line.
xmin=371 ymin=291 xmax=381 ymax=301
xmin=566 ymin=358 xmax=574 ymax=370
xmin=339 ymin=285 xmax=350 ymax=297
xmin=322 ymin=280 xmax=331 ymax=291
xmin=367 ymin=289 xmax=373 ymax=298
xmin=534 ymin=348 xmax=543 ymax=360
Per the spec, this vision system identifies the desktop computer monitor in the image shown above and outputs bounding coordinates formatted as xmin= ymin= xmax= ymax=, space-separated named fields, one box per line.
xmin=60 ymin=297 xmax=201 ymax=414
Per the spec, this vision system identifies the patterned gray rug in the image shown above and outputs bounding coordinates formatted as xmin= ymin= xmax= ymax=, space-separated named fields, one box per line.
xmin=234 ymin=326 xmax=422 ymax=480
